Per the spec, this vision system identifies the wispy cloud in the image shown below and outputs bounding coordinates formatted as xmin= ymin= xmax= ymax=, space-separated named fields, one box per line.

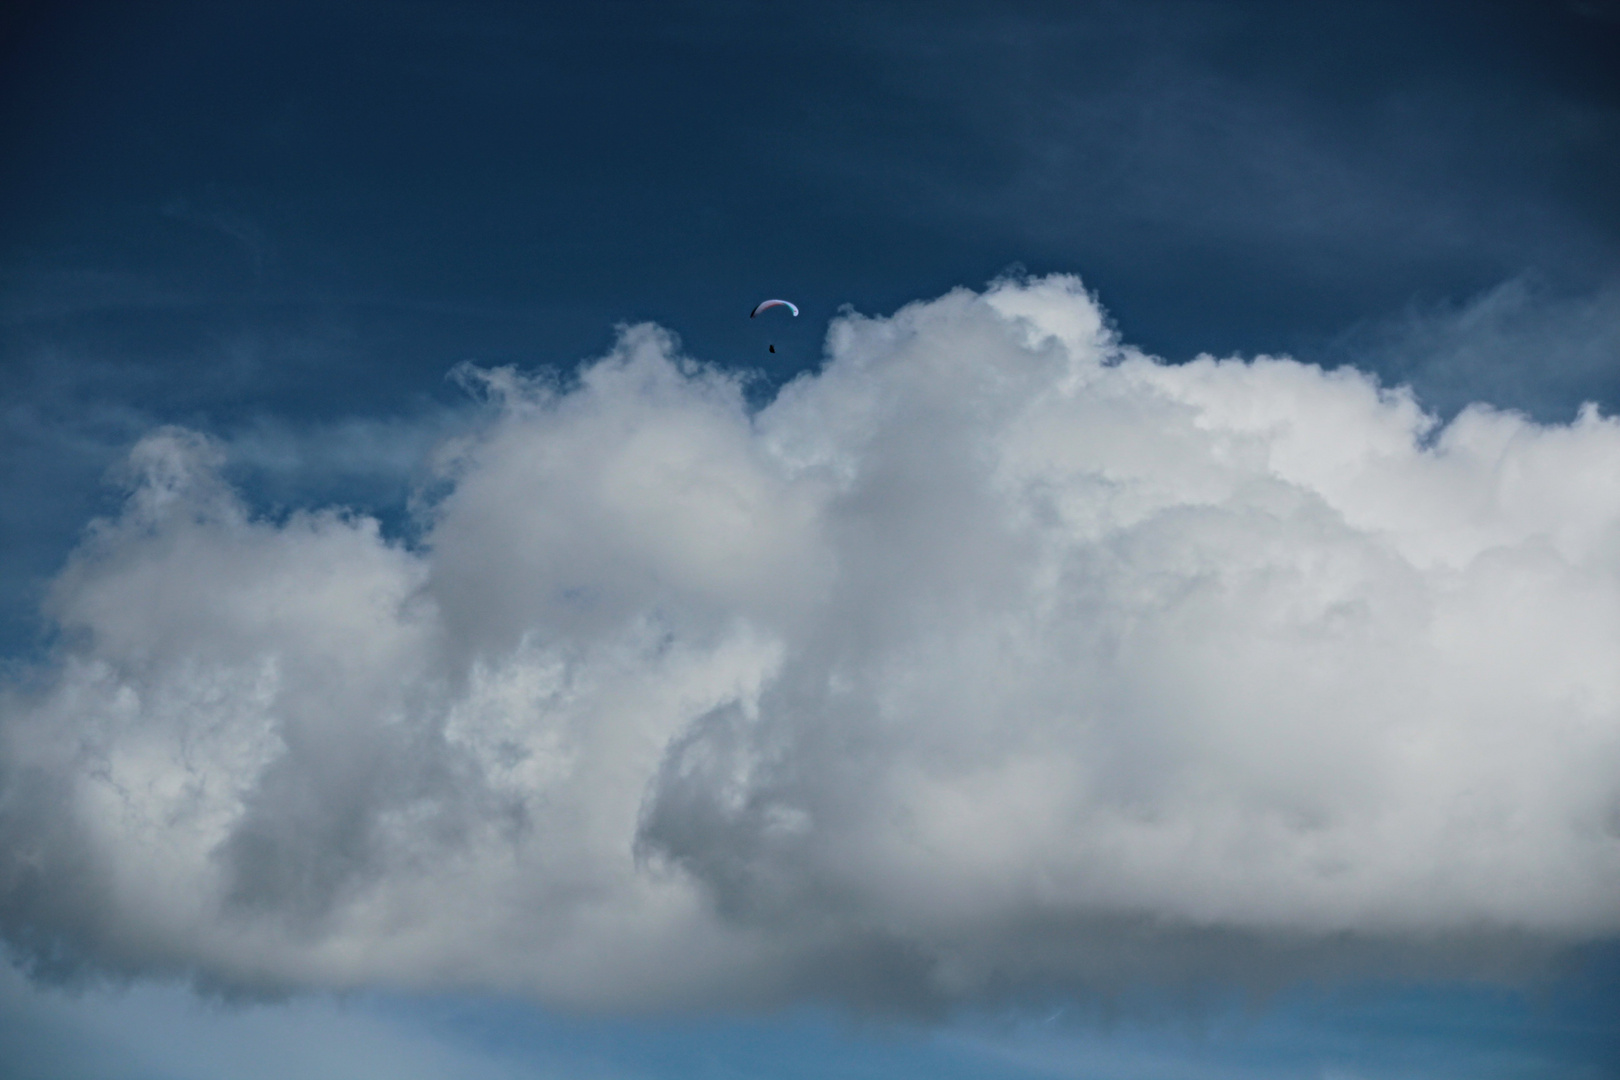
xmin=1328 ymin=275 xmax=1620 ymax=420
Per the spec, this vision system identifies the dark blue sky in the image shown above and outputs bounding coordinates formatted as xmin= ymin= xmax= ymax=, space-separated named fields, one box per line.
xmin=2 ymin=3 xmax=1619 ymax=1077
xmin=6 ymin=2 xmax=1618 ymax=373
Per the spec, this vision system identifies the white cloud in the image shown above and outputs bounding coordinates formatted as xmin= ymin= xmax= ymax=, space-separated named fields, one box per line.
xmin=2 ymin=276 xmax=1617 ymax=1010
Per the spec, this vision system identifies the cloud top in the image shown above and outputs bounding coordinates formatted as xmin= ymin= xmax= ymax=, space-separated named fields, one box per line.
xmin=3 ymin=276 xmax=1618 ymax=1009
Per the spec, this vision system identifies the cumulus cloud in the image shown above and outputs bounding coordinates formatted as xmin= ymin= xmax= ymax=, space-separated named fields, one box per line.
xmin=2 ymin=276 xmax=1618 ymax=1011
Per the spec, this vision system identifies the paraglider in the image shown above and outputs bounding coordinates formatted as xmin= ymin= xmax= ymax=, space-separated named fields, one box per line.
xmin=751 ymin=298 xmax=798 ymax=354
xmin=750 ymin=299 xmax=799 ymax=318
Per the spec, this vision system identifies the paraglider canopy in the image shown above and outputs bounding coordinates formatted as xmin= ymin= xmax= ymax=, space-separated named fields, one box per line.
xmin=750 ymin=299 xmax=799 ymax=318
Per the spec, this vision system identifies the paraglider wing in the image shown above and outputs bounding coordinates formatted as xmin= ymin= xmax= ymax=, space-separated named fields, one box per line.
xmin=750 ymin=299 xmax=800 ymax=318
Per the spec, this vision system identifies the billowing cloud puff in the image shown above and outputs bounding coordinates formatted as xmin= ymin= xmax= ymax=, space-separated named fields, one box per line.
xmin=2 ymin=277 xmax=1618 ymax=1010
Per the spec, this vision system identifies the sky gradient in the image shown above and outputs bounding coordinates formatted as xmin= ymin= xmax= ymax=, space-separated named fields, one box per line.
xmin=2 ymin=3 xmax=1619 ymax=1077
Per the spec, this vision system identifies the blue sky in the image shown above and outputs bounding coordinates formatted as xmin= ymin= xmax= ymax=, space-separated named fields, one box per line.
xmin=2 ymin=3 xmax=1619 ymax=1077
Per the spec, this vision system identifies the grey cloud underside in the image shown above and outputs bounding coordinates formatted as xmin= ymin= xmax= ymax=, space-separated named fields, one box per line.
xmin=2 ymin=278 xmax=1618 ymax=1009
